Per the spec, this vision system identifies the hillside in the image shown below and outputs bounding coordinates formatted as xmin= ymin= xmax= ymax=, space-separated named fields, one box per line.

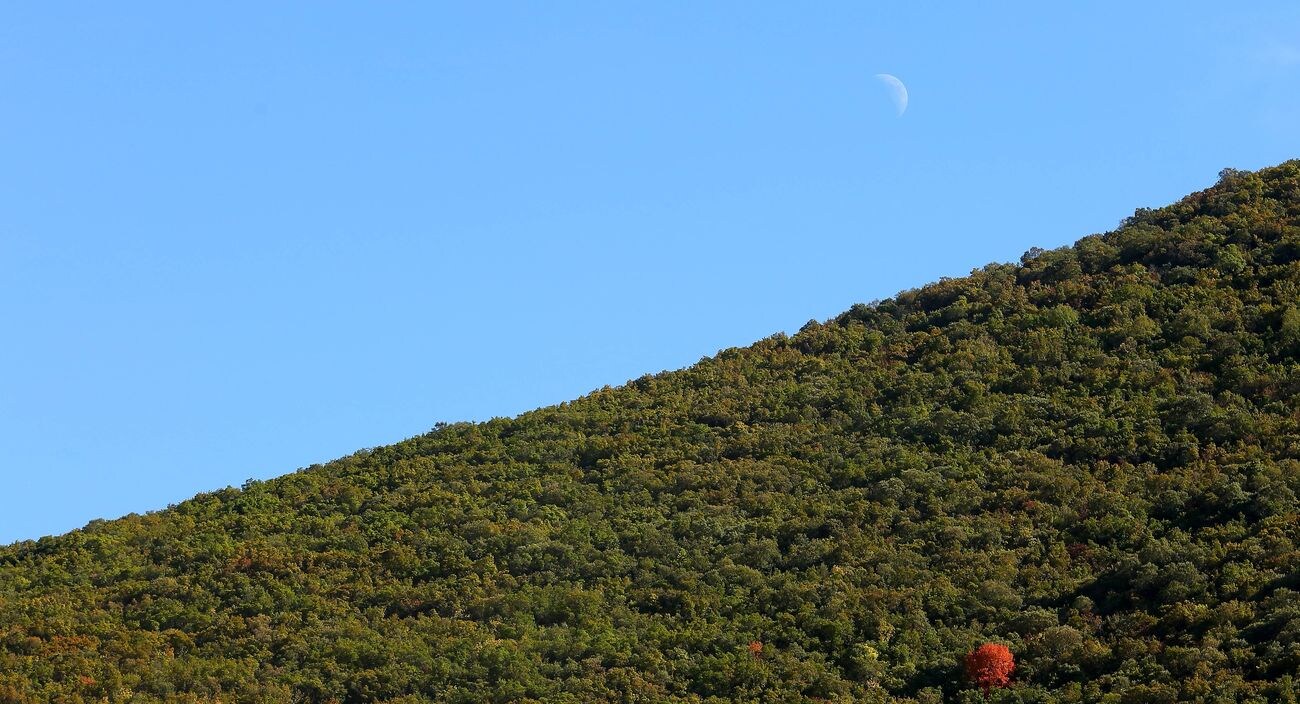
xmin=3 ymin=162 xmax=1300 ymax=703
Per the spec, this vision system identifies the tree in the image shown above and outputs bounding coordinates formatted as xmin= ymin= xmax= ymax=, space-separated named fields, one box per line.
xmin=964 ymin=643 xmax=1014 ymax=697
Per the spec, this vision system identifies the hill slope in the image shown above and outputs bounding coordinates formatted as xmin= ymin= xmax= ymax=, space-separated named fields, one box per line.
xmin=3 ymin=163 xmax=1300 ymax=703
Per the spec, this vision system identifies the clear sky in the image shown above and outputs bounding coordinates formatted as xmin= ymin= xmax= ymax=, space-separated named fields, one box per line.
xmin=3 ymin=2 xmax=1299 ymax=544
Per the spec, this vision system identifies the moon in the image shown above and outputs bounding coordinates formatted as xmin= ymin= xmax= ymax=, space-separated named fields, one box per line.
xmin=875 ymin=73 xmax=908 ymax=116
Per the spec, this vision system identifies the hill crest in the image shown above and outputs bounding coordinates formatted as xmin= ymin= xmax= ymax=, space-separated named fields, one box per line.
xmin=2 ymin=160 xmax=1299 ymax=703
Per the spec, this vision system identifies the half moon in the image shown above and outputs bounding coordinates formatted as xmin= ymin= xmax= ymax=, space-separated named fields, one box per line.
xmin=875 ymin=73 xmax=908 ymax=116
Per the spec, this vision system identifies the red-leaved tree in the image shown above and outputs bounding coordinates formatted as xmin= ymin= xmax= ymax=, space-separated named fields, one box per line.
xmin=964 ymin=643 xmax=1014 ymax=696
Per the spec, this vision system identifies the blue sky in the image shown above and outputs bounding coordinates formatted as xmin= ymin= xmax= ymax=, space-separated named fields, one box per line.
xmin=3 ymin=2 xmax=1299 ymax=544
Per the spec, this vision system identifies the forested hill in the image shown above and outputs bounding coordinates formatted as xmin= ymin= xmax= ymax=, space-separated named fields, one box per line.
xmin=4 ymin=163 xmax=1300 ymax=703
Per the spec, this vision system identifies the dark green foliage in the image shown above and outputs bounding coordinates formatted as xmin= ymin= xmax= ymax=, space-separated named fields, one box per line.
xmin=3 ymin=162 xmax=1300 ymax=702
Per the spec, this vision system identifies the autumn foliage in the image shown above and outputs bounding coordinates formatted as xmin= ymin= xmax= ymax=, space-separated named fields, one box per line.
xmin=965 ymin=643 xmax=1014 ymax=695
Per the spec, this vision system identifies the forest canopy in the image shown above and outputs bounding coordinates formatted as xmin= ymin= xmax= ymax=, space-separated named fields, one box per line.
xmin=2 ymin=161 xmax=1299 ymax=702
